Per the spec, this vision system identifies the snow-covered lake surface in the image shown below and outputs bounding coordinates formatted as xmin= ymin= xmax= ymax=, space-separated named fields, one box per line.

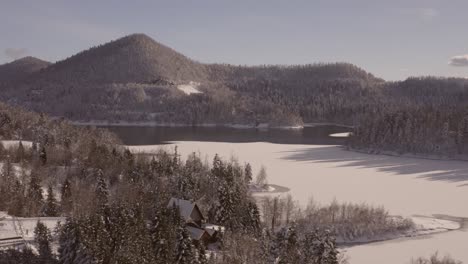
xmin=128 ymin=142 xmax=468 ymax=264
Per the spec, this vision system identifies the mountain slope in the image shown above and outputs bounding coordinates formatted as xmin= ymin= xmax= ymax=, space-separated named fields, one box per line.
xmin=0 ymin=56 xmax=50 ymax=83
xmin=28 ymin=33 xmax=207 ymax=84
xmin=0 ymin=33 xmax=384 ymax=126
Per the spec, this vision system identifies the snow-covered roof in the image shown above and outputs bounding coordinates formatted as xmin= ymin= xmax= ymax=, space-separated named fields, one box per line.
xmin=186 ymin=226 xmax=208 ymax=241
xmin=203 ymin=224 xmax=225 ymax=235
xmin=167 ymin=198 xmax=204 ymax=221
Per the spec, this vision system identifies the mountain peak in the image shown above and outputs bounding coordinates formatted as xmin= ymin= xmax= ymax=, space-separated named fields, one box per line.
xmin=0 ymin=56 xmax=50 ymax=83
xmin=39 ymin=33 xmax=207 ymax=84
xmin=122 ymin=33 xmax=155 ymax=42
xmin=4 ymin=56 xmax=50 ymax=66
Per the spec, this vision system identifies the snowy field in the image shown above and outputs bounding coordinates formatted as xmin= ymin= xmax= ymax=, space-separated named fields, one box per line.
xmin=128 ymin=142 xmax=468 ymax=264
xmin=0 ymin=212 xmax=63 ymax=240
xmin=177 ymin=81 xmax=202 ymax=95
xmin=0 ymin=140 xmax=33 ymax=149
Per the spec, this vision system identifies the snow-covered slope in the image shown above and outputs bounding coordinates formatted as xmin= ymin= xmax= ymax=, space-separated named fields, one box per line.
xmin=177 ymin=81 xmax=202 ymax=95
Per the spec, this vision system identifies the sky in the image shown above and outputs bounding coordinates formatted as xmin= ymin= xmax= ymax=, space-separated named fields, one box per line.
xmin=1 ymin=0 xmax=468 ymax=80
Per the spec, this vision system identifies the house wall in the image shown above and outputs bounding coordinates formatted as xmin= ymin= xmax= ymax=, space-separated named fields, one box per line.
xmin=190 ymin=208 xmax=203 ymax=226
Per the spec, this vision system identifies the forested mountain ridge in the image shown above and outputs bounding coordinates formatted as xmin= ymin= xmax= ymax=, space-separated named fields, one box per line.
xmin=1 ymin=33 xmax=467 ymax=157
xmin=24 ymin=33 xmax=208 ymax=84
xmin=348 ymin=76 xmax=468 ymax=157
xmin=0 ymin=56 xmax=50 ymax=84
xmin=0 ymin=33 xmax=382 ymax=126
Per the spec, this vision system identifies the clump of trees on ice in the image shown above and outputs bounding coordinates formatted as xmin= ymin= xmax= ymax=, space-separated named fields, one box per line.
xmin=261 ymin=195 xmax=413 ymax=243
xmin=411 ymin=253 xmax=462 ymax=264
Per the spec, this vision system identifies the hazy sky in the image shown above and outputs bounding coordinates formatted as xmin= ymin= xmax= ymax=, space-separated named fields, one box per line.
xmin=1 ymin=0 xmax=468 ymax=80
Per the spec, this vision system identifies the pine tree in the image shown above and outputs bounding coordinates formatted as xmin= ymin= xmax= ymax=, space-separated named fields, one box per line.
xmin=39 ymin=146 xmax=47 ymax=165
xmin=244 ymin=163 xmax=253 ymax=184
xmin=270 ymin=228 xmax=287 ymax=264
xmin=34 ymin=221 xmax=54 ymax=263
xmin=150 ymin=208 xmax=177 ymax=264
xmin=0 ymin=158 xmax=14 ymax=210
xmin=243 ymin=201 xmax=261 ymax=235
xmin=256 ymin=166 xmax=268 ymax=188
xmin=215 ymin=183 xmax=235 ymax=228
xmin=27 ymin=171 xmax=44 ymax=216
xmin=279 ymin=225 xmax=300 ymax=264
xmin=174 ymin=226 xmax=196 ymax=264
xmin=58 ymin=218 xmax=93 ymax=264
xmin=302 ymin=229 xmax=338 ymax=264
xmin=61 ymin=177 xmax=73 ymax=214
xmin=0 ymin=141 xmax=5 ymax=160
xmin=95 ymin=170 xmax=109 ymax=210
xmin=211 ymin=154 xmax=223 ymax=177
xmin=15 ymin=141 xmax=25 ymax=162
xmin=322 ymin=230 xmax=338 ymax=264
xmin=197 ymin=243 xmax=208 ymax=264
xmin=43 ymin=184 xmax=59 ymax=217
xmin=8 ymin=179 xmax=26 ymax=216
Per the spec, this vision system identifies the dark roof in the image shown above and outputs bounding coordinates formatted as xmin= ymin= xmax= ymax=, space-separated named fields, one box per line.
xmin=186 ymin=226 xmax=209 ymax=241
xmin=167 ymin=198 xmax=205 ymax=221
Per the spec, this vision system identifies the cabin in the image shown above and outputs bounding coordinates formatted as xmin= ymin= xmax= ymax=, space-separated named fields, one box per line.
xmin=167 ymin=198 xmax=223 ymax=245
xmin=167 ymin=198 xmax=205 ymax=227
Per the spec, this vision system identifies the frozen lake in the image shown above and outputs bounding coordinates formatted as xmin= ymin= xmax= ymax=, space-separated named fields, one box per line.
xmin=128 ymin=142 xmax=468 ymax=264
xmin=109 ymin=125 xmax=468 ymax=264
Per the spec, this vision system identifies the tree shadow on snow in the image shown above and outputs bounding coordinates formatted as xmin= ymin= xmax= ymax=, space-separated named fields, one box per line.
xmin=280 ymin=146 xmax=468 ymax=186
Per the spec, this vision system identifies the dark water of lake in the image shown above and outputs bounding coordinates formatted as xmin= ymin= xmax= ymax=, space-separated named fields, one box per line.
xmin=102 ymin=125 xmax=351 ymax=145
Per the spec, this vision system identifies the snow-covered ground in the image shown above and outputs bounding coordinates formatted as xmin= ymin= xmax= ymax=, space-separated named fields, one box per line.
xmin=0 ymin=140 xmax=33 ymax=149
xmin=128 ymin=142 xmax=468 ymax=264
xmin=0 ymin=212 xmax=63 ymax=241
xmin=177 ymin=81 xmax=202 ymax=95
xmin=329 ymin=132 xmax=351 ymax=138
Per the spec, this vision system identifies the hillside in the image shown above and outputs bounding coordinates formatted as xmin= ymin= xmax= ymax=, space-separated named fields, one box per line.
xmin=0 ymin=33 xmax=383 ymax=126
xmin=27 ymin=33 xmax=208 ymax=85
xmin=0 ymin=56 xmax=50 ymax=83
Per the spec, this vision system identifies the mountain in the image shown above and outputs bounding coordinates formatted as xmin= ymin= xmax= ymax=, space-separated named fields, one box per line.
xmin=0 ymin=56 xmax=50 ymax=83
xmin=28 ymin=33 xmax=207 ymax=85
xmin=0 ymin=33 xmax=383 ymax=126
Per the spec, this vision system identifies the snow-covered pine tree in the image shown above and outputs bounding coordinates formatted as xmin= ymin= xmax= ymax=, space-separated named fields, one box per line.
xmin=27 ymin=170 xmax=44 ymax=216
xmin=34 ymin=221 xmax=54 ymax=263
xmin=244 ymin=163 xmax=253 ymax=184
xmin=95 ymin=170 xmax=109 ymax=211
xmin=174 ymin=226 xmax=196 ymax=264
xmin=279 ymin=225 xmax=300 ymax=264
xmin=243 ymin=200 xmax=261 ymax=235
xmin=58 ymin=218 xmax=94 ymax=264
xmin=15 ymin=140 xmax=25 ymax=162
xmin=322 ymin=230 xmax=339 ymax=264
xmin=61 ymin=177 xmax=73 ymax=214
xmin=43 ymin=184 xmax=59 ymax=217
xmin=196 ymin=242 xmax=208 ymax=264
xmin=39 ymin=145 xmax=47 ymax=165
xmin=7 ymin=179 xmax=26 ymax=216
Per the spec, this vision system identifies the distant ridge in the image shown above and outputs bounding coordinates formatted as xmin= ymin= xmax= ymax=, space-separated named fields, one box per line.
xmin=0 ymin=33 xmax=387 ymax=125
xmin=0 ymin=56 xmax=50 ymax=83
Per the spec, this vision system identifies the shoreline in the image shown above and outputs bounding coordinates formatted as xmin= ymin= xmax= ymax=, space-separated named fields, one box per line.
xmin=340 ymin=214 xmax=465 ymax=248
xmin=71 ymin=120 xmax=353 ymax=130
xmin=71 ymin=121 xmax=305 ymax=130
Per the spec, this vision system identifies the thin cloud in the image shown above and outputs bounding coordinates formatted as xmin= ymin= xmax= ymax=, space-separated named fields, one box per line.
xmin=4 ymin=48 xmax=28 ymax=60
xmin=418 ymin=8 xmax=439 ymax=21
xmin=449 ymin=55 xmax=468 ymax=67
xmin=399 ymin=8 xmax=439 ymax=22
